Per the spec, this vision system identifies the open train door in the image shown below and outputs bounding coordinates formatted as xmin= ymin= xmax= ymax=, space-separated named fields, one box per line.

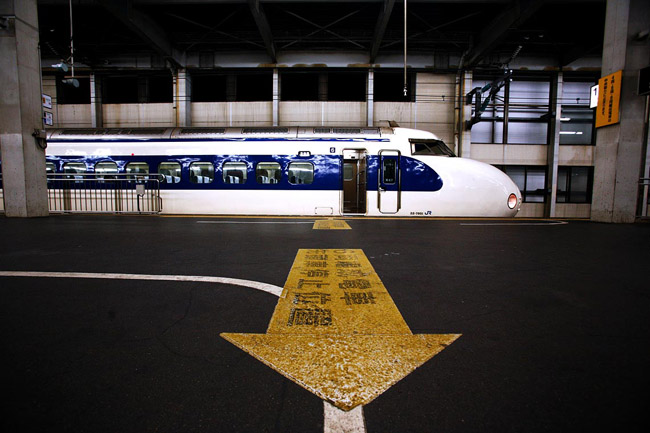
xmin=378 ymin=150 xmax=401 ymax=214
xmin=342 ymin=149 xmax=367 ymax=214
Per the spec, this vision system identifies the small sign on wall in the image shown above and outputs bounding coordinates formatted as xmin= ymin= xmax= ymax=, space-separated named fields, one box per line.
xmin=589 ymin=84 xmax=599 ymax=108
xmin=595 ymin=70 xmax=622 ymax=128
xmin=43 ymin=111 xmax=53 ymax=126
xmin=42 ymin=94 xmax=52 ymax=109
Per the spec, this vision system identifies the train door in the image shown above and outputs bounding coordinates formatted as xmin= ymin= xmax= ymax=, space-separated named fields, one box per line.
xmin=378 ymin=150 xmax=401 ymax=214
xmin=342 ymin=149 xmax=367 ymax=214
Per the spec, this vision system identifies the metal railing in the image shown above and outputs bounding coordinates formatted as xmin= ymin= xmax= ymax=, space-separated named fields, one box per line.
xmin=0 ymin=174 xmax=4 ymax=214
xmin=640 ymin=177 xmax=650 ymax=218
xmin=46 ymin=173 xmax=162 ymax=214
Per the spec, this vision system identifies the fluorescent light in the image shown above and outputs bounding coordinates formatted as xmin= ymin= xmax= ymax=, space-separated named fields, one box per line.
xmin=559 ymin=131 xmax=583 ymax=135
xmin=560 ymin=117 xmax=571 ymax=121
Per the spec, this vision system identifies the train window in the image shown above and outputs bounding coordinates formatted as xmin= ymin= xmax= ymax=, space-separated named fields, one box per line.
xmin=63 ymin=162 xmax=86 ymax=183
xmin=46 ymin=162 xmax=56 ymax=174
xmin=410 ymin=139 xmax=456 ymax=157
xmin=190 ymin=162 xmax=214 ymax=184
xmin=158 ymin=162 xmax=181 ymax=183
xmin=498 ymin=165 xmax=547 ymax=203
xmin=382 ymin=159 xmax=397 ymax=184
xmin=288 ymin=162 xmax=314 ymax=185
xmin=256 ymin=162 xmax=281 ymax=184
xmin=125 ymin=162 xmax=149 ymax=181
xmin=223 ymin=162 xmax=247 ymax=184
xmin=343 ymin=164 xmax=354 ymax=181
xmin=95 ymin=162 xmax=118 ymax=180
xmin=63 ymin=162 xmax=86 ymax=173
xmin=557 ymin=166 xmax=593 ymax=203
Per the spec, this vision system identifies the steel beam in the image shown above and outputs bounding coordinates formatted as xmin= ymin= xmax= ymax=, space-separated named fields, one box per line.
xmin=281 ymin=10 xmax=360 ymax=49
xmin=248 ymin=0 xmax=277 ymax=63
xmin=463 ymin=0 xmax=546 ymax=67
xmin=98 ymin=0 xmax=184 ymax=68
xmin=559 ymin=42 xmax=598 ymax=67
xmin=370 ymin=0 xmax=395 ymax=63
xmin=284 ymin=10 xmax=365 ymax=49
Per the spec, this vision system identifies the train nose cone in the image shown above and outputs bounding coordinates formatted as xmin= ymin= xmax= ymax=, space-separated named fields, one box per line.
xmin=457 ymin=158 xmax=522 ymax=216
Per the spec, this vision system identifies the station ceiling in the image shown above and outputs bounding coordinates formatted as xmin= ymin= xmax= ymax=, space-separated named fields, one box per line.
xmin=37 ymin=0 xmax=606 ymax=69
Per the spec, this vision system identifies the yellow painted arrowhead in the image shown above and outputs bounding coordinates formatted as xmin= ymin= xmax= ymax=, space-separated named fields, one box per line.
xmin=221 ymin=333 xmax=460 ymax=411
xmin=221 ymin=249 xmax=461 ymax=411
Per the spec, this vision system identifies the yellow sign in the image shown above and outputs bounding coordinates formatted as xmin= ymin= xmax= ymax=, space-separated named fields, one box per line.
xmin=595 ymin=70 xmax=622 ymax=128
xmin=221 ymin=249 xmax=460 ymax=411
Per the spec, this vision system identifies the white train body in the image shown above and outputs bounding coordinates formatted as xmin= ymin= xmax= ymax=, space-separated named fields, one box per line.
xmin=39 ymin=126 xmax=522 ymax=217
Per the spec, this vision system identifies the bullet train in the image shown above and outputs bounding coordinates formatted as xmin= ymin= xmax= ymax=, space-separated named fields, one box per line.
xmin=5 ymin=126 xmax=522 ymax=217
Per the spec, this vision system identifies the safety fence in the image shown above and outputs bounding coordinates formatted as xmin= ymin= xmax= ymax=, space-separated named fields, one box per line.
xmin=0 ymin=174 xmax=162 ymax=214
xmin=46 ymin=173 xmax=162 ymax=214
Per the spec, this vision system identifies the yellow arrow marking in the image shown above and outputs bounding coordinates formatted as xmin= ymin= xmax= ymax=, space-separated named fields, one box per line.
xmin=221 ymin=249 xmax=460 ymax=411
xmin=313 ymin=220 xmax=351 ymax=230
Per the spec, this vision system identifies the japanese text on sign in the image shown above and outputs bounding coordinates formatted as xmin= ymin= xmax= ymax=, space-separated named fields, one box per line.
xmin=595 ymin=70 xmax=622 ymax=128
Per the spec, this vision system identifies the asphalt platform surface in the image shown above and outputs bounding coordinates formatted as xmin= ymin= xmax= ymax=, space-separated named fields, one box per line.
xmin=1 ymin=215 xmax=649 ymax=433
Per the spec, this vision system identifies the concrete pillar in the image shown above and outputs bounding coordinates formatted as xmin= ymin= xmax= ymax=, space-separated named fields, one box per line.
xmin=226 ymin=74 xmax=236 ymax=102
xmin=137 ymin=76 xmax=148 ymax=103
xmin=273 ymin=68 xmax=279 ymax=126
xmin=591 ymin=0 xmax=650 ymax=223
xmin=459 ymin=70 xmax=472 ymax=158
xmin=0 ymin=0 xmax=48 ymax=217
xmin=545 ymin=72 xmax=563 ymax=217
xmin=640 ymin=99 xmax=650 ymax=217
xmin=175 ymin=69 xmax=191 ymax=127
xmin=90 ymin=73 xmax=103 ymax=128
xmin=367 ymin=69 xmax=374 ymax=127
xmin=318 ymin=73 xmax=328 ymax=101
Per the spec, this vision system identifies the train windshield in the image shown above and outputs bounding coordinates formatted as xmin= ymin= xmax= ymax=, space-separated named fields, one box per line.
xmin=410 ymin=139 xmax=456 ymax=157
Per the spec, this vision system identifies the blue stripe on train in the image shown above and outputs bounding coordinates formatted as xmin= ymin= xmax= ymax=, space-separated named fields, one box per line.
xmin=45 ymin=154 xmax=443 ymax=192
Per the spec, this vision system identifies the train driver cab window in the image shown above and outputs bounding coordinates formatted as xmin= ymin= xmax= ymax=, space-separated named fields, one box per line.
xmin=95 ymin=161 xmax=118 ymax=180
xmin=288 ymin=162 xmax=314 ymax=185
xmin=223 ymin=162 xmax=247 ymax=184
xmin=189 ymin=162 xmax=214 ymax=184
xmin=125 ymin=162 xmax=149 ymax=182
xmin=256 ymin=162 xmax=281 ymax=184
xmin=158 ymin=162 xmax=181 ymax=183
xmin=410 ymin=139 xmax=456 ymax=157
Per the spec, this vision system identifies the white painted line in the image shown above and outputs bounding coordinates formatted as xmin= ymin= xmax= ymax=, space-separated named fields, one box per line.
xmin=1 ymin=270 xmax=369 ymax=432
xmin=460 ymin=221 xmax=569 ymax=226
xmin=197 ymin=221 xmax=314 ymax=224
xmin=324 ymin=401 xmax=366 ymax=433
xmin=0 ymin=271 xmax=284 ymax=297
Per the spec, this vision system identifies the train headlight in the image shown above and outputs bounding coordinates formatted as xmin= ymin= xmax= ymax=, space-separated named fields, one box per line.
xmin=508 ymin=193 xmax=518 ymax=209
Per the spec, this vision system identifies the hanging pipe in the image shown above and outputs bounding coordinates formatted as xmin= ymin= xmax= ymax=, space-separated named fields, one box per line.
xmin=403 ymin=0 xmax=407 ymax=97
xmin=69 ymin=0 xmax=74 ymax=77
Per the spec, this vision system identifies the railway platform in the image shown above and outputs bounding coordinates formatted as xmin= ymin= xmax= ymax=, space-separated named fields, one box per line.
xmin=1 ymin=215 xmax=648 ymax=433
